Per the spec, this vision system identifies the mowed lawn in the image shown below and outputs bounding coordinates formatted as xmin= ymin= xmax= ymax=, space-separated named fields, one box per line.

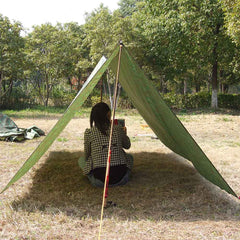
xmin=0 ymin=109 xmax=240 ymax=240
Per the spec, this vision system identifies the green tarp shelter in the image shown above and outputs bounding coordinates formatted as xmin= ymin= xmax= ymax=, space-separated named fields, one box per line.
xmin=1 ymin=44 xmax=238 ymax=198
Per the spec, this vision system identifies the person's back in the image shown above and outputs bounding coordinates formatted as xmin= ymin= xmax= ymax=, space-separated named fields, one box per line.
xmin=78 ymin=102 xmax=133 ymax=187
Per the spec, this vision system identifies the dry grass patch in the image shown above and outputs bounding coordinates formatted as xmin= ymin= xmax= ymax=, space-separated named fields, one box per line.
xmin=0 ymin=110 xmax=240 ymax=239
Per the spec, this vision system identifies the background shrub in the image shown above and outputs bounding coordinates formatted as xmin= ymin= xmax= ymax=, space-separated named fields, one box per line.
xmin=0 ymin=86 xmax=37 ymax=109
xmin=51 ymin=88 xmax=76 ymax=107
xmin=218 ymin=94 xmax=240 ymax=110
xmin=162 ymin=92 xmax=239 ymax=110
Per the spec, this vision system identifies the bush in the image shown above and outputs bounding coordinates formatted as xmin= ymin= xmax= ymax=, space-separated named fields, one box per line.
xmin=162 ymin=93 xmax=184 ymax=109
xmin=218 ymin=93 xmax=240 ymax=110
xmin=182 ymin=92 xmax=211 ymax=109
xmin=0 ymin=86 xmax=37 ymax=109
xmin=51 ymin=88 xmax=76 ymax=107
xmin=88 ymin=95 xmax=110 ymax=107
xmin=162 ymin=92 xmax=239 ymax=110
xmin=117 ymin=96 xmax=134 ymax=109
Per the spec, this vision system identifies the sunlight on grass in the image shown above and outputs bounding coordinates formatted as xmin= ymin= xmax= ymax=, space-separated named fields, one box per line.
xmin=2 ymin=107 xmax=92 ymax=118
xmin=1 ymin=107 xmax=140 ymax=119
xmin=177 ymin=115 xmax=192 ymax=122
xmin=223 ymin=141 xmax=240 ymax=147
xmin=57 ymin=138 xmax=68 ymax=142
xmin=221 ymin=117 xmax=233 ymax=122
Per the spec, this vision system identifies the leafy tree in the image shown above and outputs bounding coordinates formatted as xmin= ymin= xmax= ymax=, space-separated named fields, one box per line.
xmin=134 ymin=0 xmax=237 ymax=108
xmin=132 ymin=0 xmax=202 ymax=93
xmin=84 ymin=4 xmax=117 ymax=63
xmin=113 ymin=1 xmax=147 ymax=60
xmin=25 ymin=23 xmax=74 ymax=106
xmin=84 ymin=5 xmax=120 ymax=107
xmin=59 ymin=22 xmax=90 ymax=91
xmin=118 ymin=0 xmax=142 ymax=17
xmin=0 ymin=14 xmax=25 ymax=105
xmin=220 ymin=0 xmax=240 ymax=45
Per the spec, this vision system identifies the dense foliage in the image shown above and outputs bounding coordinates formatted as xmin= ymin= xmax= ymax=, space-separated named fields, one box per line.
xmin=0 ymin=0 xmax=239 ymax=110
xmin=0 ymin=14 xmax=25 ymax=106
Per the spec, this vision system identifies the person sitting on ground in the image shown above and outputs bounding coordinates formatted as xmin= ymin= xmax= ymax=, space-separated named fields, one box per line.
xmin=78 ymin=102 xmax=133 ymax=187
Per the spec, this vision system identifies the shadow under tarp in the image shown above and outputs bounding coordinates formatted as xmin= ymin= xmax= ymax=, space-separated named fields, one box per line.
xmin=2 ymin=45 xmax=237 ymax=198
xmin=11 ymin=151 xmax=240 ymax=222
xmin=0 ymin=113 xmax=45 ymax=142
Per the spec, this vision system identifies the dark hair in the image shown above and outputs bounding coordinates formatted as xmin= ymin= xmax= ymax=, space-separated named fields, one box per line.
xmin=90 ymin=102 xmax=111 ymax=135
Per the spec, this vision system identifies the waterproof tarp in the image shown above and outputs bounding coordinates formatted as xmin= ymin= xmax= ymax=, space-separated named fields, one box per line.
xmin=0 ymin=113 xmax=45 ymax=142
xmin=109 ymin=46 xmax=237 ymax=197
xmin=1 ymin=47 xmax=119 ymax=193
xmin=1 ymin=44 xmax=237 ymax=198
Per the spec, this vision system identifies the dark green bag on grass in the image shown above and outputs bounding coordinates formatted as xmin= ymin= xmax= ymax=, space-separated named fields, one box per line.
xmin=0 ymin=113 xmax=45 ymax=142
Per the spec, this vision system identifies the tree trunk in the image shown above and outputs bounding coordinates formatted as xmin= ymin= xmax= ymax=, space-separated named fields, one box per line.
xmin=0 ymin=71 xmax=2 ymax=98
xmin=195 ymin=84 xmax=200 ymax=93
xmin=180 ymin=79 xmax=184 ymax=95
xmin=77 ymin=74 xmax=82 ymax=91
xmin=106 ymin=70 xmax=113 ymax=109
xmin=211 ymin=56 xmax=218 ymax=108
xmin=194 ymin=77 xmax=200 ymax=93
xmin=184 ymin=79 xmax=187 ymax=95
xmin=211 ymin=24 xmax=220 ymax=109
xmin=2 ymin=78 xmax=6 ymax=92
xmin=222 ymin=84 xmax=229 ymax=93
xmin=160 ymin=77 xmax=168 ymax=93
